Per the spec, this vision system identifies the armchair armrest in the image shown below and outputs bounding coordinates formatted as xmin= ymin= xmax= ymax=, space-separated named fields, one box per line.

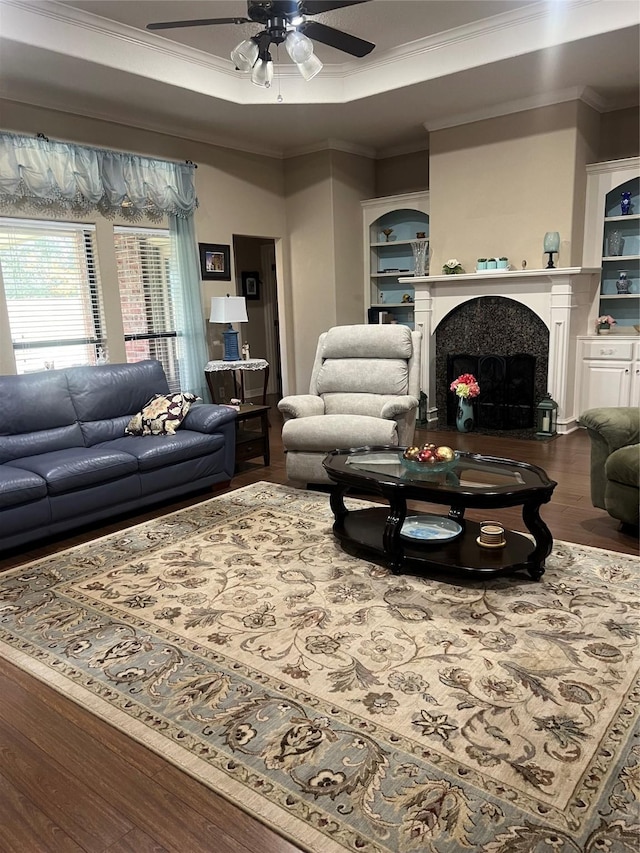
xmin=579 ymin=407 xmax=640 ymax=510
xmin=182 ymin=403 xmax=237 ymax=433
xmin=579 ymin=408 xmax=640 ymax=453
xmin=278 ymin=395 xmax=325 ymax=420
xmin=381 ymin=395 xmax=419 ymax=420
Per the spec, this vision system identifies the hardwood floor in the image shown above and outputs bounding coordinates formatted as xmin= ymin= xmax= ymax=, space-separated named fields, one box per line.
xmin=0 ymin=404 xmax=637 ymax=853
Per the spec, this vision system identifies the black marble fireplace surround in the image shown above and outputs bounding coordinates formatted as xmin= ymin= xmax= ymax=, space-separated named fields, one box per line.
xmin=436 ymin=296 xmax=549 ymax=430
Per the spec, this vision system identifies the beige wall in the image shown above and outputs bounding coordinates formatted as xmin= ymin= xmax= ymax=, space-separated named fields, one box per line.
xmin=599 ymin=106 xmax=640 ymax=162
xmin=375 ymin=150 xmax=429 ymax=198
xmin=330 ymin=151 xmax=375 ymax=325
xmin=283 ymin=150 xmax=375 ymax=392
xmin=429 ymin=102 xmax=591 ymax=274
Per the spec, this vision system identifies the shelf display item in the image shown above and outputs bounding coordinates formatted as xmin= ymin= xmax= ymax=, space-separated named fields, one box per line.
xmin=607 ymin=230 xmax=624 ymax=256
xmin=411 ymin=240 xmax=428 ymax=276
xmin=616 ymin=271 xmax=631 ymax=294
xmin=621 ymin=191 xmax=632 ymax=215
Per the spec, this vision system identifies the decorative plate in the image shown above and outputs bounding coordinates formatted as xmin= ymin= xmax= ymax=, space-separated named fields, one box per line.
xmin=400 ymin=515 xmax=463 ymax=542
xmin=401 ymin=453 xmax=459 ymax=474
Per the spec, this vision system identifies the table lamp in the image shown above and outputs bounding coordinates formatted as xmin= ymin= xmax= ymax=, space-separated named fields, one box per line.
xmin=209 ymin=295 xmax=248 ymax=361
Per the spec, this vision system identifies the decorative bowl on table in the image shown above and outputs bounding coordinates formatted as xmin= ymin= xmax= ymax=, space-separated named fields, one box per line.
xmin=400 ymin=444 xmax=459 ymax=474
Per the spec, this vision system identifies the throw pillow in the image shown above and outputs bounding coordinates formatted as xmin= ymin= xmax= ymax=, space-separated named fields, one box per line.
xmin=125 ymin=393 xmax=199 ymax=436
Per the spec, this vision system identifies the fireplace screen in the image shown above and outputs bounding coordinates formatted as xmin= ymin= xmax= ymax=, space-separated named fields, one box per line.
xmin=447 ymin=353 xmax=536 ymax=430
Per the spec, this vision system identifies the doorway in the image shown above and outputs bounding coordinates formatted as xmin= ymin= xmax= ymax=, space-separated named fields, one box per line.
xmin=232 ymin=235 xmax=283 ymax=401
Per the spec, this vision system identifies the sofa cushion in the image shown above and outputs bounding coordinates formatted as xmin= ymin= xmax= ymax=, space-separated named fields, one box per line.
xmin=0 ymin=424 xmax=85 ymax=464
xmin=102 ymin=431 xmax=223 ymax=471
xmin=605 ymin=444 xmax=640 ymax=489
xmin=283 ymin=414 xmax=398 ymax=452
xmin=68 ymin=360 xmax=170 ymax=426
xmin=10 ymin=448 xmax=138 ymax=495
xmin=0 ymin=465 xmax=47 ymax=508
xmin=0 ymin=370 xmax=76 ymax=436
xmin=126 ymin=393 xmax=199 ymax=436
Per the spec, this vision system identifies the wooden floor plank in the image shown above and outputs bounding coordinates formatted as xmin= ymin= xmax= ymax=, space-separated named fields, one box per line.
xmin=0 ymin=716 xmax=133 ymax=852
xmin=0 ymin=403 xmax=636 ymax=852
xmin=0 ymin=770 xmax=85 ymax=853
xmin=104 ymin=828 xmax=169 ymax=853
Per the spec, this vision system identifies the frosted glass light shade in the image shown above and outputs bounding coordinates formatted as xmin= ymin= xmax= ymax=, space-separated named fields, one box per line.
xmin=297 ymin=52 xmax=323 ymax=80
xmin=209 ymin=296 xmax=248 ymax=324
xmin=231 ymin=39 xmax=259 ymax=72
xmin=285 ymin=30 xmax=314 ymax=63
xmin=543 ymin=231 xmax=560 ymax=252
xmin=251 ymin=57 xmax=274 ymax=87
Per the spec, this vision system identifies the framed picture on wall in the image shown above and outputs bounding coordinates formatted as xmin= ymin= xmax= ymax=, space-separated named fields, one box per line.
xmin=241 ymin=271 xmax=260 ymax=300
xmin=199 ymin=243 xmax=231 ymax=280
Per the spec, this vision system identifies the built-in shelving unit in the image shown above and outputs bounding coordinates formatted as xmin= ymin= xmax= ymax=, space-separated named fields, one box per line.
xmin=361 ymin=191 xmax=429 ymax=328
xmin=583 ymin=157 xmax=640 ymax=331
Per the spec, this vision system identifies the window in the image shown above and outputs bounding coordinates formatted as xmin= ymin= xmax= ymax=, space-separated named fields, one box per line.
xmin=114 ymin=227 xmax=181 ymax=392
xmin=0 ymin=218 xmax=105 ymax=373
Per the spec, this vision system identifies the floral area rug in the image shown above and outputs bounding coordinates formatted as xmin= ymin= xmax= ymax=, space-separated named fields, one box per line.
xmin=1 ymin=482 xmax=639 ymax=853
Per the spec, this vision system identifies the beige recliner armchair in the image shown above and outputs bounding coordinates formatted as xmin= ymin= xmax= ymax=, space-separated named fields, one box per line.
xmin=278 ymin=324 xmax=422 ymax=484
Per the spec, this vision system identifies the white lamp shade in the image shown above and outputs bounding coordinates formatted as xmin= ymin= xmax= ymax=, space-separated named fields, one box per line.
xmin=297 ymin=52 xmax=323 ymax=81
xmin=285 ymin=30 xmax=314 ymax=64
xmin=231 ymin=39 xmax=259 ymax=72
xmin=251 ymin=58 xmax=274 ymax=87
xmin=209 ymin=296 xmax=248 ymax=324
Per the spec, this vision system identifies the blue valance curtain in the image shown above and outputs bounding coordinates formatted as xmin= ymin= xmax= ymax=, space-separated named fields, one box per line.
xmin=0 ymin=132 xmax=209 ymax=398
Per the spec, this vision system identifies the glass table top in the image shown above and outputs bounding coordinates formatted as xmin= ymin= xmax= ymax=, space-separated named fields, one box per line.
xmin=325 ymin=447 xmax=553 ymax=494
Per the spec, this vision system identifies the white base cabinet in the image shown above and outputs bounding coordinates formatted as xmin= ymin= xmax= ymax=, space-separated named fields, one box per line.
xmin=577 ymin=336 xmax=640 ymax=411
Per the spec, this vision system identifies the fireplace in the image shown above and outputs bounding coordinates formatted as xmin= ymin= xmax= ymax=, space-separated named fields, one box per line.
xmin=405 ymin=268 xmax=600 ymax=434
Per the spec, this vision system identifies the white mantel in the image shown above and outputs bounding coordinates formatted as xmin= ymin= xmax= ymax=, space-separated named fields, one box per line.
xmin=399 ymin=267 xmax=600 ymax=433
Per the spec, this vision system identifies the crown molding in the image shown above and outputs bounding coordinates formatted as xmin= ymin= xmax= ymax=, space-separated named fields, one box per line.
xmin=283 ymin=138 xmax=376 ymax=159
xmin=424 ymin=86 xmax=609 ymax=132
xmin=0 ymin=94 xmax=286 ymax=160
xmin=375 ymin=141 xmax=430 ymax=160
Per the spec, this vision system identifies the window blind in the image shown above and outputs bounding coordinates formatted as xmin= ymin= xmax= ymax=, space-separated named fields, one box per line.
xmin=114 ymin=227 xmax=181 ymax=392
xmin=0 ymin=218 xmax=106 ymax=374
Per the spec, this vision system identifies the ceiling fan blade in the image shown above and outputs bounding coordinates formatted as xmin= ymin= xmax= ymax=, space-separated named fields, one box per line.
xmin=300 ymin=0 xmax=371 ymax=14
xmin=300 ymin=21 xmax=374 ymax=57
xmin=147 ymin=17 xmax=250 ymax=31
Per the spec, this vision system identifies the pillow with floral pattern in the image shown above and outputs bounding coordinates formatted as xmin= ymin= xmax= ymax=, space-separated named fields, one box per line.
xmin=126 ymin=393 xmax=199 ymax=436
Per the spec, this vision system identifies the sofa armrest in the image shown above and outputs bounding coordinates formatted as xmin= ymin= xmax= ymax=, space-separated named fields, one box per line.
xmin=380 ymin=395 xmax=419 ymax=420
xmin=278 ymin=395 xmax=325 ymax=421
xmin=579 ymin=407 xmax=640 ymax=510
xmin=182 ymin=403 xmax=237 ymax=433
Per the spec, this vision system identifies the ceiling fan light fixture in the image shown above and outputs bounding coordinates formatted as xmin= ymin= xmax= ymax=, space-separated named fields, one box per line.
xmin=297 ymin=52 xmax=323 ymax=81
xmin=285 ymin=30 xmax=314 ymax=64
xmin=251 ymin=55 xmax=274 ymax=87
xmin=231 ymin=37 xmax=259 ymax=72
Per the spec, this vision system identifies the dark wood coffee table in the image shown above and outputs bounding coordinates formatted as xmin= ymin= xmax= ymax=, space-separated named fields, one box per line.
xmin=323 ymin=446 xmax=557 ymax=581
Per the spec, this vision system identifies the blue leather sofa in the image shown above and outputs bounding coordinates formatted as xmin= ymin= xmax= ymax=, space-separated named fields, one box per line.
xmin=0 ymin=360 xmax=237 ymax=552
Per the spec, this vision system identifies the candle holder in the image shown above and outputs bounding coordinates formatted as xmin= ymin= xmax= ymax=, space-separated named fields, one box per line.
xmin=543 ymin=232 xmax=560 ymax=269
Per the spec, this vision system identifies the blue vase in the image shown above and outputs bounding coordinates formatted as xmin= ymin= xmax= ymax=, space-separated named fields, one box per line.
xmin=456 ymin=397 xmax=474 ymax=432
xmin=621 ymin=191 xmax=631 ymax=215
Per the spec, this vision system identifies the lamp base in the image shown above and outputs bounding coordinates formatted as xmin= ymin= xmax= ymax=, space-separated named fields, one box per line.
xmin=545 ymin=251 xmax=557 ymax=269
xmin=222 ymin=325 xmax=240 ymax=361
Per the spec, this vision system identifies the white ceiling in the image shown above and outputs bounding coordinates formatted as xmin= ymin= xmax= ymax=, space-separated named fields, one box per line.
xmin=1 ymin=0 xmax=638 ymax=158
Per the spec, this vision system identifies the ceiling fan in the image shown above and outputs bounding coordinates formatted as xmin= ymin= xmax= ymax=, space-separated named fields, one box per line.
xmin=147 ymin=0 xmax=375 ymax=87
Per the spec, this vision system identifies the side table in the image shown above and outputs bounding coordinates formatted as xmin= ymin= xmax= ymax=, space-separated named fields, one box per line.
xmin=204 ymin=358 xmax=269 ymax=404
xmin=234 ymin=403 xmax=270 ymax=468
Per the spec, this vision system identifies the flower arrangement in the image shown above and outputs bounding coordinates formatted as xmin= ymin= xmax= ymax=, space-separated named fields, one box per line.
xmin=442 ymin=258 xmax=464 ymax=275
xmin=596 ymin=314 xmax=616 ymax=332
xmin=450 ymin=373 xmax=480 ymax=398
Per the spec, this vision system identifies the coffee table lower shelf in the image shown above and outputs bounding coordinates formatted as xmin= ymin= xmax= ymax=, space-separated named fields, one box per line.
xmin=333 ymin=508 xmax=538 ymax=579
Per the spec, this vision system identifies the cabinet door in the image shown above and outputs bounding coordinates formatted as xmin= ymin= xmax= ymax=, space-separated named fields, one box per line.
xmin=631 ymin=360 xmax=640 ymax=409
xmin=580 ymin=359 xmax=632 ymax=410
